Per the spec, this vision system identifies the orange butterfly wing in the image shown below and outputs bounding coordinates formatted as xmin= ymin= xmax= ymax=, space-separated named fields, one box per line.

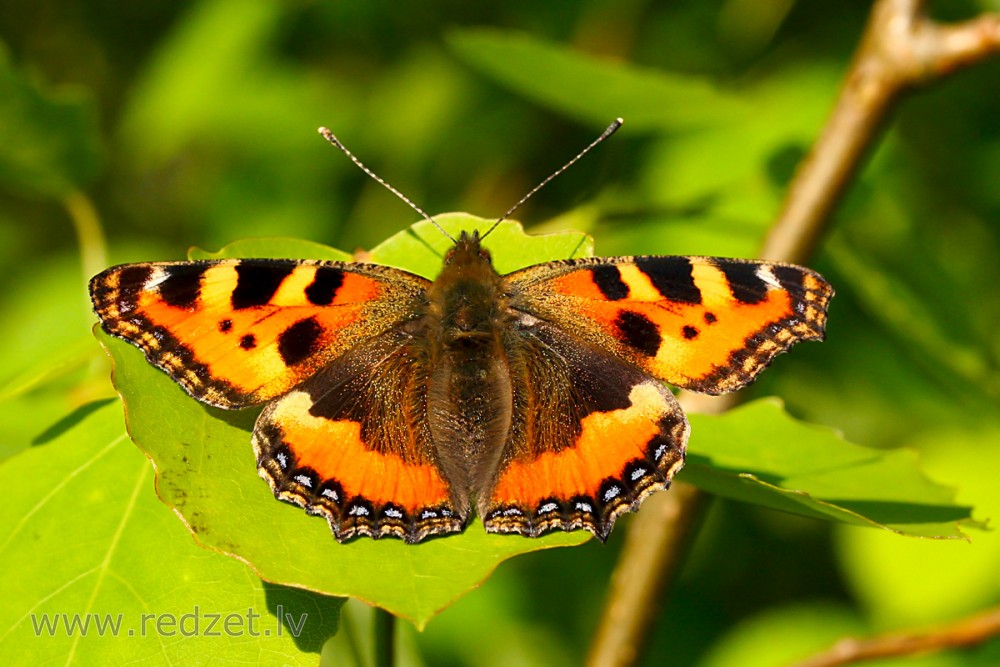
xmin=253 ymin=329 xmax=466 ymax=542
xmin=92 ymin=259 xmax=464 ymax=542
xmin=509 ymin=255 xmax=833 ymax=394
xmin=480 ymin=320 xmax=687 ymax=539
xmin=90 ymin=259 xmax=426 ymax=408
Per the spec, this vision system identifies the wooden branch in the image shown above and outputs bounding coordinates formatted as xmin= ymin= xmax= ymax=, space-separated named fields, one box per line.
xmin=763 ymin=0 xmax=1000 ymax=264
xmin=792 ymin=605 xmax=1000 ymax=667
xmin=586 ymin=2 xmax=1000 ymax=666
xmin=585 ymin=482 xmax=707 ymax=667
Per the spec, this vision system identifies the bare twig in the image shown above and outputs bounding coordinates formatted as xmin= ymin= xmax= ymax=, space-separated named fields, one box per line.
xmin=586 ymin=482 xmax=707 ymax=667
xmin=585 ymin=392 xmax=732 ymax=667
xmin=586 ymin=2 xmax=1000 ymax=666
xmin=763 ymin=0 xmax=1000 ymax=264
xmin=791 ymin=605 xmax=1000 ymax=667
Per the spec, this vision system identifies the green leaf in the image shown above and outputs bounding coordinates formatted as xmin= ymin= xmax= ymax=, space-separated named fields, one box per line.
xmin=0 ymin=400 xmax=342 ymax=664
xmin=636 ymin=64 xmax=837 ymax=218
xmin=836 ymin=427 xmax=1000 ymax=627
xmin=96 ymin=217 xmax=589 ymax=629
xmin=0 ymin=48 xmax=103 ymax=198
xmin=368 ymin=213 xmax=593 ymax=277
xmin=447 ymin=30 xmax=748 ymax=131
xmin=681 ymin=398 xmax=976 ymax=538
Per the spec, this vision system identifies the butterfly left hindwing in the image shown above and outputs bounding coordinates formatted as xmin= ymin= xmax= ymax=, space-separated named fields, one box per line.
xmin=480 ymin=317 xmax=688 ymax=539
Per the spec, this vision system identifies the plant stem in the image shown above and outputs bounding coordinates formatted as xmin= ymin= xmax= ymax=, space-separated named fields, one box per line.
xmin=65 ymin=189 xmax=106 ymax=281
xmin=764 ymin=0 xmax=1000 ymax=265
xmin=372 ymin=606 xmax=396 ymax=667
xmin=586 ymin=482 xmax=707 ymax=667
xmin=791 ymin=605 xmax=1000 ymax=667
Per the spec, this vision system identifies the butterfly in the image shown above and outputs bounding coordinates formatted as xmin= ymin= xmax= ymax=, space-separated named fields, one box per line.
xmin=89 ymin=122 xmax=833 ymax=544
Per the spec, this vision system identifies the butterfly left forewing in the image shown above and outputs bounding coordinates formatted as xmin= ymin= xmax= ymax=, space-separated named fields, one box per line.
xmin=508 ymin=255 xmax=832 ymax=395
xmin=90 ymin=259 xmax=428 ymax=408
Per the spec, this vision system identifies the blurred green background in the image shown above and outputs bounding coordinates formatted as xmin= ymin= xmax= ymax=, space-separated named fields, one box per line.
xmin=1 ymin=0 xmax=999 ymax=665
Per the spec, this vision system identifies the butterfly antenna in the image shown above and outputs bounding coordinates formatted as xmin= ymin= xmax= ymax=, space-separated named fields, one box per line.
xmin=318 ymin=127 xmax=457 ymax=243
xmin=482 ymin=118 xmax=623 ymax=239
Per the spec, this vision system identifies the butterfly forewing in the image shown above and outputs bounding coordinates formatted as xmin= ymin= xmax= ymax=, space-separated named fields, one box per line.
xmin=90 ymin=259 xmax=428 ymax=408
xmin=508 ymin=255 xmax=833 ymax=395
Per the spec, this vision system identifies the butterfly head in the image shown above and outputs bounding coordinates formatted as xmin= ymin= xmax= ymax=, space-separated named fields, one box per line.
xmin=443 ymin=230 xmax=492 ymax=269
xmin=431 ymin=230 xmax=506 ymax=336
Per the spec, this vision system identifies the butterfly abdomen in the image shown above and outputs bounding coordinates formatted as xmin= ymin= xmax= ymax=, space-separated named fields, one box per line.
xmin=423 ymin=233 xmax=516 ymax=506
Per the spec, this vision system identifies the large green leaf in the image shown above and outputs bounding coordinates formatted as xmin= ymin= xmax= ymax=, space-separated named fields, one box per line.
xmin=836 ymin=427 xmax=1000 ymax=627
xmin=97 ymin=216 xmax=588 ymax=629
xmin=447 ymin=30 xmax=748 ymax=131
xmin=447 ymin=30 xmax=838 ymax=223
xmin=682 ymin=398 xmax=975 ymax=538
xmin=0 ymin=400 xmax=341 ymax=665
xmin=369 ymin=213 xmax=592 ymax=276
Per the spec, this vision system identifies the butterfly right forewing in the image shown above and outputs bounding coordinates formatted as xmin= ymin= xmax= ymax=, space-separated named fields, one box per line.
xmin=90 ymin=259 xmax=428 ymax=408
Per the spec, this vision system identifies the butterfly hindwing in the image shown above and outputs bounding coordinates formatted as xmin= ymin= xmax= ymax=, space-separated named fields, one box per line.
xmin=508 ymin=255 xmax=833 ymax=395
xmin=481 ymin=320 xmax=688 ymax=540
xmin=253 ymin=328 xmax=466 ymax=543
xmin=90 ymin=259 xmax=428 ymax=408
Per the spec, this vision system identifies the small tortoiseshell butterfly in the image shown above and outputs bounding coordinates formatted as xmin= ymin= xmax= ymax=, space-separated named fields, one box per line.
xmin=90 ymin=121 xmax=832 ymax=544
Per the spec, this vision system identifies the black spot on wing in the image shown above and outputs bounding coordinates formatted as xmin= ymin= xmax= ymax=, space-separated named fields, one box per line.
xmin=590 ymin=265 xmax=629 ymax=300
xmin=158 ymin=265 xmax=208 ymax=308
xmin=219 ymin=319 xmax=233 ymax=333
xmin=240 ymin=334 xmax=257 ymax=350
xmin=232 ymin=263 xmax=294 ymax=310
xmin=305 ymin=268 xmax=345 ymax=306
xmin=717 ymin=261 xmax=767 ymax=304
xmin=278 ymin=317 xmax=324 ymax=366
xmin=771 ymin=265 xmax=808 ymax=291
xmin=635 ymin=257 xmax=701 ymax=304
xmin=704 ymin=312 xmax=718 ymax=324
xmin=682 ymin=325 xmax=699 ymax=340
xmin=111 ymin=265 xmax=154 ymax=298
xmin=614 ymin=311 xmax=662 ymax=357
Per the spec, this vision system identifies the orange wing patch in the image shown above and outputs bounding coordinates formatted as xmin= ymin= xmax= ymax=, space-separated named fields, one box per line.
xmin=483 ymin=380 xmax=687 ymax=540
xmin=90 ymin=259 xmax=426 ymax=408
xmin=249 ymin=327 xmax=467 ymax=543
xmin=512 ymin=255 xmax=833 ymax=395
xmin=255 ymin=390 xmax=462 ymax=543
xmin=264 ymin=392 xmax=451 ymax=510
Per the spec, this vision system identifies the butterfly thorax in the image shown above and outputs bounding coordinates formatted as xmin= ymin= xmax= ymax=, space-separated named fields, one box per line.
xmin=420 ymin=231 xmax=515 ymax=506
